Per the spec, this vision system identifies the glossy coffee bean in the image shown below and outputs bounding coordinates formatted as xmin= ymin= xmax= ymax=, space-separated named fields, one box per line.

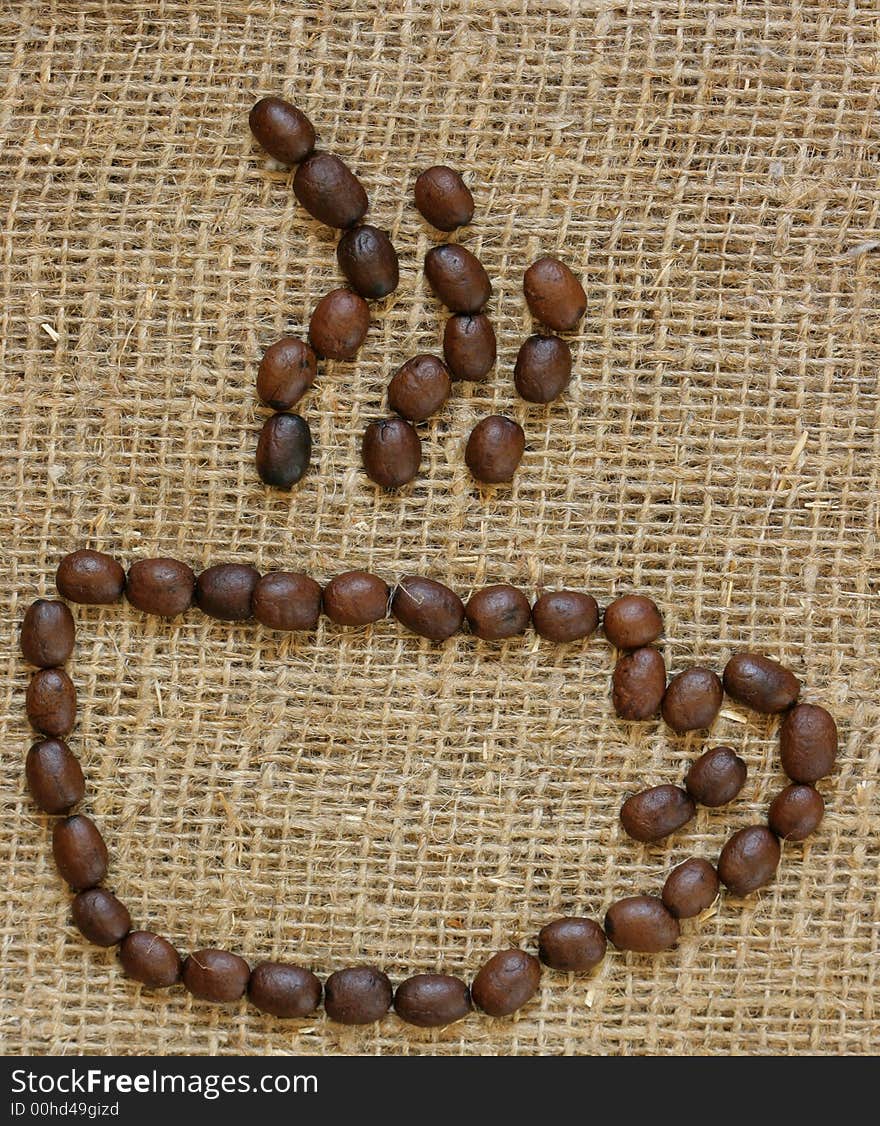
xmin=538 ymin=917 xmax=606 ymax=972
xmin=685 ymin=746 xmax=747 ymax=807
xmin=443 ymin=314 xmax=496 ymax=381
xmin=53 ymin=815 xmax=108 ymax=890
xmin=252 ymin=572 xmax=322 ymax=631
xmin=361 ymin=418 xmax=421 ymax=488
xmin=531 ymin=590 xmax=599 ymax=643
xmin=424 ymin=244 xmax=491 ymax=314
xmin=717 ymin=826 xmax=781 ymax=896
xmin=126 ymin=558 xmax=195 ymax=617
xmin=195 ymin=563 xmax=260 ymax=621
xmin=471 ymin=949 xmax=541 ymax=1017
xmin=604 ymin=895 xmax=680 ymax=953
xmin=324 ymin=965 xmax=392 ymax=1025
xmin=723 ymin=652 xmax=800 ymax=714
xmin=26 ymin=669 xmax=76 ymax=736
xmin=662 ymin=667 xmax=723 ymax=733
xmin=308 ymin=288 xmax=370 ymax=361
xmin=248 ymin=961 xmax=322 ymax=1018
xmin=465 ymin=585 xmax=531 ymax=641
xmin=514 ymin=335 xmax=572 ymax=403
xmin=619 ymin=785 xmax=696 ymax=843
xmin=72 ymin=888 xmax=131 ymax=947
xmin=256 ymin=337 xmax=318 ymax=410
xmin=662 ymin=858 xmax=719 ymax=918
xmin=768 ymin=784 xmax=824 ymax=841
xmin=603 ymin=594 xmax=663 ymax=649
xmin=523 ymin=256 xmax=586 ymax=332
xmin=465 ymin=415 xmax=525 ymax=484
xmin=21 ymin=599 xmax=75 ymax=668
xmin=249 ymin=96 xmax=316 ymax=164
xmin=414 ymin=166 xmax=475 ymax=231
xmin=394 ymin=973 xmax=471 ymax=1028
xmin=387 ymin=355 xmax=451 ymax=422
xmin=120 ymin=931 xmax=183 ymax=988
xmin=26 ymin=738 xmax=85 ymax=813
xmin=612 ymin=647 xmax=666 ymax=721
xmin=323 ymin=571 xmax=388 ymax=626
xmin=183 ymin=949 xmax=250 ymax=1003
xmin=337 ymin=225 xmax=399 ymax=299
xmin=392 ymin=576 xmax=464 ymax=641
xmin=779 ymin=703 xmax=838 ymax=782
xmin=56 ymin=550 xmax=125 ymax=604
xmin=256 ymin=412 xmax=312 ymax=489
xmin=293 ymin=151 xmax=368 ymax=229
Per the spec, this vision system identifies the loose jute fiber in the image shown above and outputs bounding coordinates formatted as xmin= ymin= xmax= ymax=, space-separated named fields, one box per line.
xmin=1 ymin=1 xmax=877 ymax=1056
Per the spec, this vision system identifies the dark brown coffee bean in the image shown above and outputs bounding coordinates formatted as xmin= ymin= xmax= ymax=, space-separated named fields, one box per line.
xmin=465 ymin=416 xmax=525 ymax=484
xmin=361 ymin=417 xmax=421 ymax=488
xmin=256 ymin=336 xmax=318 ymax=410
xmin=252 ymin=572 xmax=321 ymax=632
xmin=293 ymin=151 xmax=368 ymax=229
xmin=323 ymin=570 xmax=389 ymax=626
xmin=662 ymin=667 xmax=723 ymax=733
xmin=779 ymin=703 xmax=838 ymax=782
xmin=56 ymin=550 xmax=125 ymax=604
xmin=465 ymin=585 xmax=531 ymax=641
xmin=619 ymin=785 xmax=696 ymax=843
xmin=723 ymin=652 xmax=800 ymax=714
xmin=684 ymin=746 xmax=747 ymax=807
xmin=392 ymin=576 xmax=464 ymax=641
xmin=308 ymin=288 xmax=370 ymax=361
xmin=72 ymin=887 xmax=131 ymax=947
xmin=394 ymin=973 xmax=471 ymax=1027
xmin=523 ymin=256 xmax=586 ymax=332
xmin=256 ymin=413 xmax=312 ymax=489
xmin=424 ymin=244 xmax=491 ymax=314
xmin=387 ymin=354 xmax=451 ymax=422
xmin=443 ymin=313 xmax=496 ymax=381
xmin=337 ymin=225 xmax=399 ymax=299
xmin=248 ymin=961 xmax=322 ymax=1018
xmin=21 ymin=599 xmax=75 ymax=668
xmin=195 ymin=563 xmax=260 ymax=621
xmin=531 ymin=590 xmax=599 ymax=642
xmin=120 ymin=931 xmax=182 ymax=988
xmin=249 ymin=96 xmax=315 ymax=164
xmin=604 ymin=895 xmax=680 ymax=952
xmin=514 ymin=335 xmax=572 ymax=403
xmin=53 ymin=815 xmax=108 ymax=890
xmin=26 ymin=738 xmax=85 ymax=813
xmin=768 ymin=784 xmax=824 ymax=840
xmin=414 ymin=166 xmax=475 ymax=231
xmin=126 ymin=558 xmax=195 ymax=617
xmin=538 ymin=917 xmax=606 ymax=972
xmin=183 ymin=949 xmax=250 ymax=1003
xmin=471 ymin=948 xmax=541 ymax=1017
xmin=718 ymin=826 xmax=781 ymax=896
xmin=662 ymin=858 xmax=719 ymax=918
xmin=602 ymin=594 xmax=662 ymax=649
xmin=612 ymin=647 xmax=666 ymax=721
xmin=26 ymin=668 xmax=76 ymax=736
xmin=324 ymin=965 xmax=392 ymax=1025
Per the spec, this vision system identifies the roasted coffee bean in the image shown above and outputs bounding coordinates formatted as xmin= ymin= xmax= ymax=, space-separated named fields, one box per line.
xmin=392 ymin=576 xmax=464 ymax=641
xmin=523 ymin=256 xmax=586 ymax=332
xmin=126 ymin=558 xmax=195 ymax=617
xmin=531 ymin=590 xmax=599 ymax=643
xmin=514 ymin=335 xmax=572 ymax=403
xmin=336 ymin=225 xmax=399 ymax=299
xmin=56 ymin=550 xmax=125 ymax=604
xmin=471 ymin=948 xmax=541 ymax=1017
xmin=324 ymin=965 xmax=392 ymax=1025
xmin=465 ymin=415 xmax=525 ymax=484
xmin=603 ymin=594 xmax=662 ymax=649
xmin=465 ymin=585 xmax=531 ymax=640
xmin=26 ymin=738 xmax=85 ymax=813
xmin=387 ymin=354 xmax=451 ymax=422
xmin=414 ymin=166 xmax=475 ymax=231
xmin=252 ymin=572 xmax=322 ymax=632
xmin=183 ymin=949 xmax=250 ymax=1003
xmin=249 ymin=96 xmax=316 ymax=164
xmin=195 ymin=563 xmax=260 ymax=621
xmin=394 ymin=973 xmax=471 ymax=1028
xmin=53 ymin=815 xmax=108 ymax=891
xmin=538 ymin=917 xmax=606 ymax=972
xmin=248 ymin=962 xmax=322 ymax=1018
xmin=72 ymin=888 xmax=131 ymax=947
xmin=361 ymin=417 xmax=422 ymax=488
xmin=612 ymin=647 xmax=666 ymax=721
xmin=443 ymin=313 xmax=496 ymax=381
xmin=779 ymin=703 xmax=838 ymax=782
xmin=662 ymin=667 xmax=723 ymax=733
xmin=604 ymin=895 xmax=680 ymax=953
xmin=256 ymin=337 xmax=318 ymax=410
xmin=662 ymin=858 xmax=720 ymax=918
xmin=619 ymin=785 xmax=696 ymax=843
xmin=21 ymin=599 xmax=75 ymax=668
xmin=308 ymin=288 xmax=370 ymax=361
xmin=323 ymin=570 xmax=389 ymax=626
xmin=723 ymin=652 xmax=800 ymax=714
xmin=26 ymin=668 xmax=76 ymax=736
xmin=768 ymin=784 xmax=825 ymax=841
xmin=256 ymin=413 xmax=312 ymax=489
xmin=684 ymin=746 xmax=747 ymax=807
xmin=293 ymin=151 xmax=368 ymax=229
xmin=424 ymin=244 xmax=491 ymax=314
xmin=120 ymin=931 xmax=183 ymax=988
xmin=718 ymin=826 xmax=781 ymax=896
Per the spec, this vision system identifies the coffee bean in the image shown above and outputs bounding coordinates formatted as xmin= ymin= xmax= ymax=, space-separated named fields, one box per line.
xmin=602 ymin=594 xmax=663 ymax=649
xmin=661 ymin=858 xmax=719 ymax=918
xmin=394 ymin=973 xmax=472 ymax=1027
xmin=612 ymin=647 xmax=666 ymax=720
xmin=324 ymin=965 xmax=392 ymax=1025
xmin=361 ymin=417 xmax=422 ymax=488
xmin=719 ymin=825 xmax=781 ymax=896
xmin=249 ymin=96 xmax=316 ymax=164
xmin=308 ymin=288 xmax=370 ymax=360
xmin=514 ymin=335 xmax=572 ymax=403
xmin=662 ymin=667 xmax=723 ymax=733
xmin=604 ymin=895 xmax=680 ymax=953
xmin=471 ymin=948 xmax=541 ymax=1017
xmin=256 ymin=337 xmax=318 ymax=410
xmin=465 ymin=416 xmax=525 ymax=484
xmin=387 ymin=354 xmax=451 ymax=422
xmin=53 ymin=815 xmax=108 ymax=890
xmin=443 ymin=314 xmax=496 ymax=381
xmin=72 ymin=888 xmax=131 ymax=946
xmin=531 ymin=590 xmax=599 ymax=642
xmin=465 ymin=585 xmax=531 ymax=640
xmin=684 ymin=746 xmax=747 ymax=807
xmin=195 ymin=563 xmax=260 ymax=621
xmin=424 ymin=244 xmax=491 ymax=313
xmin=323 ymin=570 xmax=389 ymax=626
xmin=56 ymin=550 xmax=125 ymax=604
xmin=183 ymin=949 xmax=251 ymax=1003
xmin=21 ymin=599 xmax=75 ymax=668
xmin=768 ymin=784 xmax=824 ymax=840
xmin=779 ymin=703 xmax=838 ymax=782
xmin=414 ymin=166 xmax=475 ymax=231
xmin=392 ymin=576 xmax=464 ymax=641
xmin=26 ymin=738 xmax=85 ymax=813
xmin=252 ymin=572 xmax=322 ymax=631
xmin=538 ymin=917 xmax=606 ymax=972
xmin=248 ymin=962 xmax=322 ymax=1018
xmin=126 ymin=558 xmax=195 ymax=617
xmin=256 ymin=413 xmax=312 ymax=489
xmin=723 ymin=652 xmax=800 ymax=714
xmin=26 ymin=668 xmax=76 ymax=736
xmin=523 ymin=256 xmax=586 ymax=332
xmin=619 ymin=785 xmax=696 ymax=843
xmin=120 ymin=931 xmax=183 ymax=988
xmin=293 ymin=151 xmax=368 ymax=229
xmin=336 ymin=225 xmax=399 ymax=299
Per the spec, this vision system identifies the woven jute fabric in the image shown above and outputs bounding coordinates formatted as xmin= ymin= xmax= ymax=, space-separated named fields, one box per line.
xmin=1 ymin=0 xmax=877 ymax=1057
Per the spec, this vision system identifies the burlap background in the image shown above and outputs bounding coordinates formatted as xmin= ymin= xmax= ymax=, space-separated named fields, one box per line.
xmin=1 ymin=0 xmax=877 ymax=1057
